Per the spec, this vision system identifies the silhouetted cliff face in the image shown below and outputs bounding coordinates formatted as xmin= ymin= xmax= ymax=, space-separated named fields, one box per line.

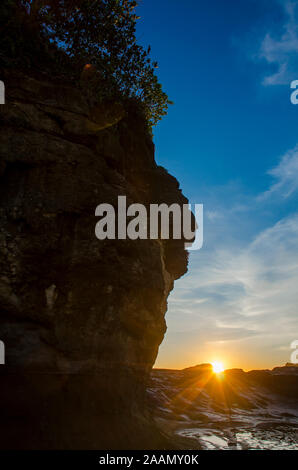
xmin=0 ymin=70 xmax=189 ymax=449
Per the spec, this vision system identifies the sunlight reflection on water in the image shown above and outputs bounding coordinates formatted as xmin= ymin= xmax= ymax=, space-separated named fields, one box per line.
xmin=177 ymin=427 xmax=298 ymax=450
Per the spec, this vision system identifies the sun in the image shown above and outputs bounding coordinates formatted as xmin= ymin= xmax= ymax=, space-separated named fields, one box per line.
xmin=212 ymin=361 xmax=224 ymax=374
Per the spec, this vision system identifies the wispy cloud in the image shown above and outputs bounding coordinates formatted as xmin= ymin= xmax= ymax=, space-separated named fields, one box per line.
xmin=184 ymin=214 xmax=298 ymax=330
xmin=259 ymin=1 xmax=298 ymax=85
xmin=259 ymin=144 xmax=298 ymax=199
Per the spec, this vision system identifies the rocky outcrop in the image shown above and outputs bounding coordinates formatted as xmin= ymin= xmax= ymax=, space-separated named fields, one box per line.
xmin=0 ymin=70 xmax=190 ymax=449
xmin=148 ymin=365 xmax=298 ymax=450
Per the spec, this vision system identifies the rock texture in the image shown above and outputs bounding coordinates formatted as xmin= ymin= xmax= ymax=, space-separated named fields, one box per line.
xmin=148 ymin=365 xmax=298 ymax=450
xmin=0 ymin=70 xmax=190 ymax=449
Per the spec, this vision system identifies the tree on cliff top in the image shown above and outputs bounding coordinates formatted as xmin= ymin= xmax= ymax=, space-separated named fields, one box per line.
xmin=0 ymin=0 xmax=171 ymax=127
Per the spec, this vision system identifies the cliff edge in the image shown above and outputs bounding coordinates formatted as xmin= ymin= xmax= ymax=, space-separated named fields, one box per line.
xmin=0 ymin=70 xmax=190 ymax=449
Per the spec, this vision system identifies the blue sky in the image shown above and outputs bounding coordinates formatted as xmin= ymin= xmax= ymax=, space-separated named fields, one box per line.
xmin=136 ymin=0 xmax=298 ymax=370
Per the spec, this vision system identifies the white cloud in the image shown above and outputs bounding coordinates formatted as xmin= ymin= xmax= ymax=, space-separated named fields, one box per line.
xmin=259 ymin=1 xmax=298 ymax=85
xmin=190 ymin=214 xmax=298 ymax=331
xmin=206 ymin=210 xmax=223 ymax=221
xmin=260 ymin=144 xmax=298 ymax=199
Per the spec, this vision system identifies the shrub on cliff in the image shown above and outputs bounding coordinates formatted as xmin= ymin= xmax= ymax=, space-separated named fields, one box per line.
xmin=0 ymin=0 xmax=171 ymax=128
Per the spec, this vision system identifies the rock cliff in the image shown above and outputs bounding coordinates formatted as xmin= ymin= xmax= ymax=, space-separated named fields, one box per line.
xmin=0 ymin=70 xmax=190 ymax=449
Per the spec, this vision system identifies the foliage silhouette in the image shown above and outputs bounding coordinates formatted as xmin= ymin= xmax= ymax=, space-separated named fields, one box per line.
xmin=0 ymin=0 xmax=172 ymax=127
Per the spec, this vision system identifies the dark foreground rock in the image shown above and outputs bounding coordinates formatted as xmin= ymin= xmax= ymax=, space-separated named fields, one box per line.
xmin=0 ymin=70 xmax=190 ymax=449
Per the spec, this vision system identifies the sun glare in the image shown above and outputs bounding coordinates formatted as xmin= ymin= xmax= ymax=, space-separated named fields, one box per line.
xmin=212 ymin=361 xmax=224 ymax=374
